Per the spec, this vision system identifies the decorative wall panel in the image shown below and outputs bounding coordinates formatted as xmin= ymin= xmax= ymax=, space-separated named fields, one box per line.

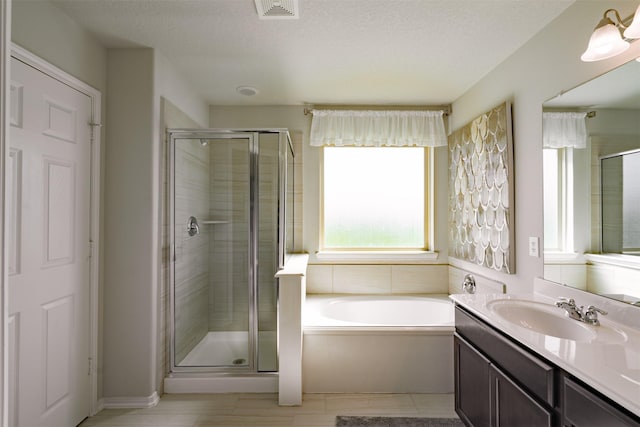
xmin=448 ymin=102 xmax=515 ymax=273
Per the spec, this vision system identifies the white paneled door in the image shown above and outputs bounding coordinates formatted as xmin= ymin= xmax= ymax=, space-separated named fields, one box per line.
xmin=9 ymin=57 xmax=92 ymax=427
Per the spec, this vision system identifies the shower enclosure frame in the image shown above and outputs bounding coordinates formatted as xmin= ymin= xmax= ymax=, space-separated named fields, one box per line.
xmin=166 ymin=128 xmax=294 ymax=374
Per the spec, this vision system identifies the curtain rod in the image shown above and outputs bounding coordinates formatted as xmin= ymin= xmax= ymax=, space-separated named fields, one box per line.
xmin=544 ymin=108 xmax=596 ymax=118
xmin=303 ymin=104 xmax=452 ymax=116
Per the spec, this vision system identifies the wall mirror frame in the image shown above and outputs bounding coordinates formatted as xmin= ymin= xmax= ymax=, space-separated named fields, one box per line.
xmin=542 ymin=59 xmax=640 ymax=307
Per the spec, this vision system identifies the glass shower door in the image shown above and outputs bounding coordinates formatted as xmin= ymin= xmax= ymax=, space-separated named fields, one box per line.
xmin=169 ymin=129 xmax=288 ymax=374
xmin=172 ymin=134 xmax=252 ymax=370
xmin=257 ymin=133 xmax=279 ymax=372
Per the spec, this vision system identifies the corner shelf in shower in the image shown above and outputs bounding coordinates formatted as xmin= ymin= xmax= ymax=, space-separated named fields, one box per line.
xmin=201 ymin=220 xmax=229 ymax=225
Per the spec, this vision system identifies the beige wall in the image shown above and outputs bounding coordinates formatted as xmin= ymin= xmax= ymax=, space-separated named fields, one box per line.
xmin=104 ymin=48 xmax=157 ymax=398
xmin=450 ymin=0 xmax=640 ymax=292
xmin=104 ymin=48 xmax=208 ymax=399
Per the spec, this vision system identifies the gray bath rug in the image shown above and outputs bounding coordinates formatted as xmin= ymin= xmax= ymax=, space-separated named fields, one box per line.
xmin=335 ymin=416 xmax=464 ymax=427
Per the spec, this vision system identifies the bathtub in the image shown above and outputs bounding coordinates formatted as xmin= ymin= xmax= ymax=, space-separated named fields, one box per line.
xmin=302 ymin=294 xmax=455 ymax=393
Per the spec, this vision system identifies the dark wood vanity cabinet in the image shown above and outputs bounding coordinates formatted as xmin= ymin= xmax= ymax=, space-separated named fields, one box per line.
xmin=454 ymin=306 xmax=640 ymax=427
xmin=562 ymin=376 xmax=639 ymax=427
xmin=454 ymin=334 xmax=491 ymax=426
xmin=454 ymin=334 xmax=554 ymax=427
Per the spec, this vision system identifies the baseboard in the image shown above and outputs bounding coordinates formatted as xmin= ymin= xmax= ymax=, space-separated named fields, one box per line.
xmin=100 ymin=391 xmax=160 ymax=409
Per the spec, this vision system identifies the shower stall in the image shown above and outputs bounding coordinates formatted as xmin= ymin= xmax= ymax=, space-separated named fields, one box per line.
xmin=167 ymin=129 xmax=294 ymax=375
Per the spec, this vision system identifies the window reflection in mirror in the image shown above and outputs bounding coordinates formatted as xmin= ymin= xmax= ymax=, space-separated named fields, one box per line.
xmin=542 ymin=59 xmax=640 ymax=306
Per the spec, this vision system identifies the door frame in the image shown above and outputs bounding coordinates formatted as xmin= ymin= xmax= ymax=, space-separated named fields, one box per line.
xmin=1 ymin=1 xmax=11 ymax=426
xmin=9 ymin=43 xmax=102 ymax=417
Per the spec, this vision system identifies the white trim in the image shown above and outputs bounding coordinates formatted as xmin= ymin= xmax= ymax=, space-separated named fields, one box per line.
xmin=100 ymin=392 xmax=160 ymax=409
xmin=1 ymin=2 xmax=11 ymax=426
xmin=585 ymin=253 xmax=640 ymax=270
xmin=9 ymin=44 xmax=102 ymax=417
xmin=315 ymin=250 xmax=439 ymax=263
xmin=543 ymin=251 xmax=584 ymax=264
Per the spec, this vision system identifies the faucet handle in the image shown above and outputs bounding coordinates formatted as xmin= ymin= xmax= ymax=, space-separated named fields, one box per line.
xmin=555 ymin=297 xmax=576 ymax=307
xmin=584 ymin=305 xmax=607 ymax=326
xmin=586 ymin=305 xmax=607 ymax=315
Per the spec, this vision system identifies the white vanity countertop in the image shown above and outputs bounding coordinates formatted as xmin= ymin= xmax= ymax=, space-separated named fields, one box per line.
xmin=450 ymin=291 xmax=640 ymax=418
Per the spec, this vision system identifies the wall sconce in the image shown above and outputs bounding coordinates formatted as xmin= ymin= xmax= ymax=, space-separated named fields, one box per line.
xmin=581 ymin=5 xmax=640 ymax=62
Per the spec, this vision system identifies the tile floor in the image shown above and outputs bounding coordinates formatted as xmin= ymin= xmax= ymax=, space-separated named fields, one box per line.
xmin=79 ymin=393 xmax=459 ymax=426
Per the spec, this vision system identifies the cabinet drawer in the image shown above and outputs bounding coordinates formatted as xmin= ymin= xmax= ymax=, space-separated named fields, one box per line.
xmin=563 ymin=376 xmax=640 ymax=427
xmin=455 ymin=307 xmax=556 ymax=406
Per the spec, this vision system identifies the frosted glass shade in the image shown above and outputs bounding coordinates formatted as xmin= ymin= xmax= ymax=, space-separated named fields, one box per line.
xmin=581 ymin=20 xmax=629 ymax=62
xmin=623 ymin=6 xmax=640 ymax=39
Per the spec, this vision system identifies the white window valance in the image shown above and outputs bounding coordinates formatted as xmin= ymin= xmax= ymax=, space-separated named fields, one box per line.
xmin=543 ymin=112 xmax=588 ymax=149
xmin=309 ymin=109 xmax=447 ymax=147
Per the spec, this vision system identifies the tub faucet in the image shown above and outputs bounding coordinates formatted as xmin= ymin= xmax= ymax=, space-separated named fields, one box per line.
xmin=555 ymin=298 xmax=583 ymax=321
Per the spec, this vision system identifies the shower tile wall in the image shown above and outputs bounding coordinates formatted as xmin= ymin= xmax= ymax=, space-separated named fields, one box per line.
xmin=174 ymin=140 xmax=210 ymax=363
xmin=208 ymin=141 xmax=250 ymax=332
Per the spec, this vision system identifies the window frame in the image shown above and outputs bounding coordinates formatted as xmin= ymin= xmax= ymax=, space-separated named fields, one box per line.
xmin=544 ymin=147 xmax=574 ymax=254
xmin=318 ymin=146 xmax=435 ymax=259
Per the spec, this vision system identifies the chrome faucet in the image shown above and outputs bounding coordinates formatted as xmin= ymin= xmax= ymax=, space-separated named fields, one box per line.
xmin=555 ymin=298 xmax=584 ymax=321
xmin=555 ymin=298 xmax=607 ymax=326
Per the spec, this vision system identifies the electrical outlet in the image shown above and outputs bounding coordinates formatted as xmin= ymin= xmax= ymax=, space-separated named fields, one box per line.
xmin=529 ymin=237 xmax=539 ymax=257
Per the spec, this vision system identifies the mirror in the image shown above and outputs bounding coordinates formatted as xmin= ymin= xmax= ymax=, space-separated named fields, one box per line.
xmin=542 ymin=59 xmax=640 ymax=306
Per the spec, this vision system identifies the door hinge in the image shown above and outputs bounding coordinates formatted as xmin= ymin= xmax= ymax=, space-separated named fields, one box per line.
xmin=88 ymin=357 xmax=92 ymax=376
xmin=89 ymin=122 xmax=102 ymax=144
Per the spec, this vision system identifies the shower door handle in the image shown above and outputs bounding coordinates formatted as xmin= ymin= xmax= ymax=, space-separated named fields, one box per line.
xmin=187 ymin=216 xmax=200 ymax=236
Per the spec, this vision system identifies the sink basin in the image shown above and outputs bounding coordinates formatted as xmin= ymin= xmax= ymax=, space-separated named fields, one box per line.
xmin=485 ymin=299 xmax=627 ymax=343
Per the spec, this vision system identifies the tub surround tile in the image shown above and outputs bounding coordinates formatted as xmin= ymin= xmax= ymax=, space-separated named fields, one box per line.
xmin=587 ymin=263 xmax=640 ymax=300
xmin=544 ymin=264 xmax=587 ymax=290
xmin=306 ymin=265 xmax=333 ymax=294
xmin=391 ymin=265 xmax=448 ymax=293
xmin=307 ymin=264 xmax=457 ymax=295
xmin=333 ymin=265 xmax=392 ymax=293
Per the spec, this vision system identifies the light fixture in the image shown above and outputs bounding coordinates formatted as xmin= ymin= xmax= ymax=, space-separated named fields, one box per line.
xmin=581 ymin=9 xmax=631 ymax=62
xmin=236 ymin=86 xmax=259 ymax=96
xmin=624 ymin=4 xmax=640 ymax=38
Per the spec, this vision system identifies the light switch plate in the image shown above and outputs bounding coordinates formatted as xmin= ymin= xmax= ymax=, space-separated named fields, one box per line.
xmin=529 ymin=237 xmax=539 ymax=257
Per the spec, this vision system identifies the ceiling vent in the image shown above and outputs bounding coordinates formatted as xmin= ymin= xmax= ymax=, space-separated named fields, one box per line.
xmin=254 ymin=0 xmax=299 ymax=20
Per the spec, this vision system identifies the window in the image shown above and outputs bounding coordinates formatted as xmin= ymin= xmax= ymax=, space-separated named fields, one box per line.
xmin=321 ymin=146 xmax=429 ymax=251
xmin=543 ymin=147 xmax=574 ymax=253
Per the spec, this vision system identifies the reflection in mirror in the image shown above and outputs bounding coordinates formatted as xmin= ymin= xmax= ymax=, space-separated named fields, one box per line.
xmin=601 ymin=149 xmax=640 ymax=255
xmin=542 ymin=59 xmax=640 ymax=307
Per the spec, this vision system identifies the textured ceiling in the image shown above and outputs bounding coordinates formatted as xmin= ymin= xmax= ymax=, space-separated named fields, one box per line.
xmin=48 ymin=0 xmax=575 ymax=106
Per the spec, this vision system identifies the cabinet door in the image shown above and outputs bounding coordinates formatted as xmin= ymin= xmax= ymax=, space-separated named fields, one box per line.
xmin=563 ymin=376 xmax=640 ymax=427
xmin=455 ymin=334 xmax=491 ymax=427
xmin=490 ymin=364 xmax=555 ymax=427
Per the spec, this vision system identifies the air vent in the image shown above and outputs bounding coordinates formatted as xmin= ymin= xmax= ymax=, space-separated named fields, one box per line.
xmin=254 ymin=0 xmax=299 ymax=20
